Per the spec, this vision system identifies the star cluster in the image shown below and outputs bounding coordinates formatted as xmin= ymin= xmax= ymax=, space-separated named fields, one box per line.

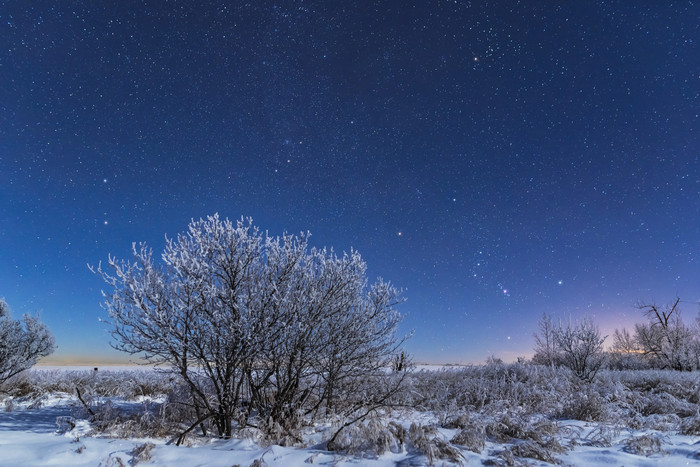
xmin=1 ymin=1 xmax=698 ymax=363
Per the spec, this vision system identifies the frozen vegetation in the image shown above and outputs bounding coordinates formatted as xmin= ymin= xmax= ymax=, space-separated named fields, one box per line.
xmin=1 ymin=363 xmax=699 ymax=466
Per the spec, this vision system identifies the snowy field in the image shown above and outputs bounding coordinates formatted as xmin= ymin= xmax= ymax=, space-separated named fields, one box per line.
xmin=1 ymin=365 xmax=699 ymax=466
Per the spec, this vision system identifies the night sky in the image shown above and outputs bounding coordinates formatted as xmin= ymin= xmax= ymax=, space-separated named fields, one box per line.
xmin=1 ymin=1 xmax=698 ymax=364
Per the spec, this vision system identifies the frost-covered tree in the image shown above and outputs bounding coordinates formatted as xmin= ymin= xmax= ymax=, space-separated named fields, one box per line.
xmin=634 ymin=298 xmax=697 ymax=371
xmin=612 ymin=328 xmax=638 ymax=354
xmin=553 ymin=317 xmax=606 ymax=382
xmin=532 ymin=313 xmax=559 ymax=367
xmin=608 ymin=327 xmax=648 ymax=370
xmin=93 ymin=215 xmax=408 ymax=442
xmin=532 ymin=314 xmax=606 ymax=381
xmin=0 ymin=298 xmax=55 ymax=387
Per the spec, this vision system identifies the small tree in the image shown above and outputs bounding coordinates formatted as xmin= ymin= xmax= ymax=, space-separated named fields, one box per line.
xmin=93 ymin=215 xmax=409 ymax=442
xmin=612 ymin=328 xmax=638 ymax=354
xmin=0 ymin=298 xmax=56 ymax=387
xmin=533 ymin=314 xmax=606 ymax=381
xmin=608 ymin=328 xmax=647 ymax=370
xmin=634 ymin=298 xmax=697 ymax=371
xmin=553 ymin=317 xmax=607 ymax=382
xmin=532 ymin=313 xmax=559 ymax=367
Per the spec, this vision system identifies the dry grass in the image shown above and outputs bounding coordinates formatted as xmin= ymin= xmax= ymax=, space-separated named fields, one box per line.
xmin=623 ymin=433 xmax=667 ymax=457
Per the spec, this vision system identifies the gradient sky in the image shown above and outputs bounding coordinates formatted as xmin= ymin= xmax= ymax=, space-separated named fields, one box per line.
xmin=1 ymin=1 xmax=698 ymax=365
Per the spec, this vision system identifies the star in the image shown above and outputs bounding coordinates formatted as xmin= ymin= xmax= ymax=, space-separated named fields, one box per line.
xmin=2 ymin=0 xmax=695 ymax=368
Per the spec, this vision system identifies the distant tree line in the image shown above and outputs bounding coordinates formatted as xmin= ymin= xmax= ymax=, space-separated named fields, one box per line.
xmin=533 ymin=297 xmax=700 ymax=380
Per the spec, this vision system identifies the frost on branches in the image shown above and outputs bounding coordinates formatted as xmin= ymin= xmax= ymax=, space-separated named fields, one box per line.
xmin=532 ymin=313 xmax=606 ymax=382
xmin=93 ymin=214 xmax=409 ymax=443
xmin=0 ymin=298 xmax=55 ymax=387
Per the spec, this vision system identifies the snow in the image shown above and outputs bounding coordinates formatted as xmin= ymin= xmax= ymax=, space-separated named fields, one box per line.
xmin=1 ymin=397 xmax=699 ymax=465
xmin=2 ymin=367 xmax=700 ymax=466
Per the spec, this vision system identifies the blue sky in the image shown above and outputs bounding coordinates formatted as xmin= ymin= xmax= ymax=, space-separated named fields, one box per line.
xmin=1 ymin=1 xmax=698 ymax=365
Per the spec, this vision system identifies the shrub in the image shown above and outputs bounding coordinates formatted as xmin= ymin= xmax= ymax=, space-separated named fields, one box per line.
xmin=94 ymin=215 xmax=409 ymax=441
xmin=509 ymin=439 xmax=559 ymax=464
xmin=581 ymin=424 xmax=618 ymax=447
xmin=623 ymin=434 xmax=667 ymax=457
xmin=441 ymin=411 xmax=471 ymax=429
xmin=129 ymin=442 xmax=155 ymax=465
xmin=407 ymin=423 xmax=463 ymax=465
xmin=450 ymin=425 xmax=485 ymax=453
xmin=558 ymin=389 xmax=607 ymax=422
xmin=326 ymin=418 xmax=403 ymax=456
xmin=680 ymin=414 xmax=700 ymax=435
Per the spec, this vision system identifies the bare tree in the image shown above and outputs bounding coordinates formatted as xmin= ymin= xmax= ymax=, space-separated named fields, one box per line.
xmin=634 ymin=298 xmax=696 ymax=371
xmin=0 ymin=298 xmax=55 ymax=387
xmin=93 ymin=215 xmax=409 ymax=443
xmin=608 ymin=327 xmax=647 ymax=370
xmin=532 ymin=313 xmax=559 ymax=367
xmin=553 ymin=317 xmax=607 ymax=382
xmin=532 ymin=313 xmax=606 ymax=381
xmin=612 ymin=328 xmax=638 ymax=354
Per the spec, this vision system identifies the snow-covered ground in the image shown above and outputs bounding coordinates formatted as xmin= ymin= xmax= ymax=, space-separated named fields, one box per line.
xmin=2 ymin=396 xmax=698 ymax=466
xmin=1 ymin=367 xmax=699 ymax=466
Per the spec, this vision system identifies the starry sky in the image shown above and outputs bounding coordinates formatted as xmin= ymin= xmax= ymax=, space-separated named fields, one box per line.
xmin=1 ymin=1 xmax=698 ymax=365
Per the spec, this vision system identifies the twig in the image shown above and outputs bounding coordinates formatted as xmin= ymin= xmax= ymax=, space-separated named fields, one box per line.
xmin=75 ymin=387 xmax=96 ymax=417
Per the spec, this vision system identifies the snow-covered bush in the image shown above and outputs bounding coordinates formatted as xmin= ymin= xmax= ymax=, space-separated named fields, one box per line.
xmin=405 ymin=362 xmax=573 ymax=417
xmin=533 ymin=314 xmax=607 ymax=381
xmin=508 ymin=439 xmax=561 ymax=464
xmin=680 ymin=414 xmax=700 ymax=435
xmin=613 ymin=298 xmax=700 ymax=371
xmin=0 ymin=298 xmax=55 ymax=387
xmin=637 ymin=391 xmax=694 ymax=417
xmin=623 ymin=433 xmax=667 ymax=457
xmin=485 ymin=416 xmax=564 ymax=464
xmin=93 ymin=215 xmax=409 ymax=442
xmin=450 ymin=424 xmax=485 ymax=453
xmin=326 ymin=418 xmax=404 ymax=456
xmin=580 ymin=424 xmax=618 ymax=447
xmin=440 ymin=411 xmax=471 ymax=429
xmin=129 ymin=442 xmax=155 ymax=465
xmin=406 ymin=423 xmax=464 ymax=465
xmin=558 ymin=389 xmax=607 ymax=422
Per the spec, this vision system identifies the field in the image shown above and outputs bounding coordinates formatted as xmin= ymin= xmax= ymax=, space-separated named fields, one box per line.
xmin=1 ymin=363 xmax=699 ymax=466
